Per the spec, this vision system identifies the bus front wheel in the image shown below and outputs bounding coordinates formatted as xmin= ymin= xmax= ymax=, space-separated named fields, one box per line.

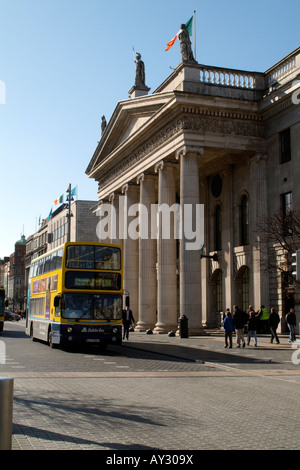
xmin=48 ymin=328 xmax=58 ymax=349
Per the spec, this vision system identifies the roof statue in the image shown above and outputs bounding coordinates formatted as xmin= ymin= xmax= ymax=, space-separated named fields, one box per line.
xmin=134 ymin=52 xmax=146 ymax=87
xmin=128 ymin=51 xmax=150 ymax=98
xmin=179 ymin=24 xmax=197 ymax=63
xmin=101 ymin=115 xmax=107 ymax=135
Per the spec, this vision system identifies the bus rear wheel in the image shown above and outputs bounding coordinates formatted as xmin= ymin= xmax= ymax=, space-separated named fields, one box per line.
xmin=30 ymin=323 xmax=36 ymax=341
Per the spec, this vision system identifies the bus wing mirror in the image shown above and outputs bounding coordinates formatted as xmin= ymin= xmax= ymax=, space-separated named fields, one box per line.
xmin=54 ymin=295 xmax=61 ymax=308
xmin=125 ymin=296 xmax=130 ymax=307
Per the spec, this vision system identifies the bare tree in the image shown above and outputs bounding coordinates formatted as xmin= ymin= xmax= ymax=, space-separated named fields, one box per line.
xmin=256 ymin=208 xmax=300 ymax=284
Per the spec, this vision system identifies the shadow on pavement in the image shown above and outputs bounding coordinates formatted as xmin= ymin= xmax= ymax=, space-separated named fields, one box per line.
xmin=121 ymin=341 xmax=279 ymax=365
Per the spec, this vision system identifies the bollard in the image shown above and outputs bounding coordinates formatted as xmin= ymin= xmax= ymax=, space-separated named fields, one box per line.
xmin=0 ymin=377 xmax=14 ymax=450
xmin=179 ymin=315 xmax=189 ymax=338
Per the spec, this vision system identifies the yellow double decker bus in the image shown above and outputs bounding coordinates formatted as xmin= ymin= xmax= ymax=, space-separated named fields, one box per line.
xmin=0 ymin=288 xmax=5 ymax=333
xmin=25 ymin=242 xmax=123 ymax=349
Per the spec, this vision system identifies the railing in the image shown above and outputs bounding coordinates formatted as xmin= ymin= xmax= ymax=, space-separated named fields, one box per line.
xmin=266 ymin=49 xmax=299 ymax=87
xmin=198 ymin=66 xmax=257 ymax=90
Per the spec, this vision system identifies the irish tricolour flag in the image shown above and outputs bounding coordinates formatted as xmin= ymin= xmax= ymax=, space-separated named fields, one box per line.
xmin=165 ymin=16 xmax=193 ymax=51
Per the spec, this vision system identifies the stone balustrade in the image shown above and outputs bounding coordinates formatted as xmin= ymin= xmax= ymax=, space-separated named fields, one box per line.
xmin=266 ymin=51 xmax=298 ymax=87
xmin=199 ymin=66 xmax=257 ymax=89
xmin=192 ymin=47 xmax=300 ymax=94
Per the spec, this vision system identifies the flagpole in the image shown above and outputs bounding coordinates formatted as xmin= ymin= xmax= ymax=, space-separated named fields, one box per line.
xmin=193 ymin=10 xmax=196 ymax=61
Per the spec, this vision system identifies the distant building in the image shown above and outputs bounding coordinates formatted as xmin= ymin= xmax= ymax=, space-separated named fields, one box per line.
xmin=25 ymin=199 xmax=99 ymax=305
xmin=0 ymin=257 xmax=10 ymax=289
xmin=0 ymin=235 xmax=27 ymax=310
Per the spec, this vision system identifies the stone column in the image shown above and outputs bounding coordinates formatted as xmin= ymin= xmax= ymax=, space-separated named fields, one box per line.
xmin=154 ymin=161 xmax=178 ymax=333
xmin=108 ymin=192 xmax=121 ymax=246
xmin=136 ymin=173 xmax=157 ymax=331
xmin=121 ymin=183 xmax=139 ymax=319
xmin=200 ymin=177 xmax=210 ymax=327
xmin=177 ymin=147 xmax=204 ymax=334
xmin=96 ymin=199 xmax=110 ymax=242
xmin=222 ymin=165 xmax=234 ymax=312
xmin=249 ymin=154 xmax=269 ymax=309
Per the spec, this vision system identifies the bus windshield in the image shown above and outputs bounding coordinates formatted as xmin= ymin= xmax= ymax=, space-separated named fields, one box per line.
xmin=62 ymin=293 xmax=122 ymax=321
xmin=66 ymin=245 xmax=121 ymax=270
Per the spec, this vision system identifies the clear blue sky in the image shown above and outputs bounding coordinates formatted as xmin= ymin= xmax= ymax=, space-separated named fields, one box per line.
xmin=0 ymin=0 xmax=299 ymax=258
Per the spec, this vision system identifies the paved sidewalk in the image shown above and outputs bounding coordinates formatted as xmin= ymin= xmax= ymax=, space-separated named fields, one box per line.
xmin=122 ymin=329 xmax=300 ymax=373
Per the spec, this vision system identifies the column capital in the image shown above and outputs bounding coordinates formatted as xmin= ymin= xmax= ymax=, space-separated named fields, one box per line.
xmin=94 ymin=198 xmax=108 ymax=215
xmin=99 ymin=196 xmax=109 ymax=204
xmin=175 ymin=145 xmax=204 ymax=160
xmin=154 ymin=160 xmax=177 ymax=173
xmin=248 ymin=153 xmax=268 ymax=167
xmin=137 ymin=173 xmax=145 ymax=184
xmin=121 ymin=182 xmax=139 ymax=194
xmin=154 ymin=160 xmax=164 ymax=173
xmin=137 ymin=172 xmax=157 ymax=185
xmin=121 ymin=183 xmax=129 ymax=194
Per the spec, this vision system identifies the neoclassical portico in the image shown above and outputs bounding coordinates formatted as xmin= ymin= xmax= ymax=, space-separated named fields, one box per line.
xmin=87 ymin=49 xmax=300 ymax=334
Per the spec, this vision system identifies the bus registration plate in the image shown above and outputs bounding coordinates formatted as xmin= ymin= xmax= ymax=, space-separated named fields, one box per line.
xmin=86 ymin=339 xmax=100 ymax=343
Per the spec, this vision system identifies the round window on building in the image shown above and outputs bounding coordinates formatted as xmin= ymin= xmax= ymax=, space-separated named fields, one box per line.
xmin=211 ymin=174 xmax=222 ymax=198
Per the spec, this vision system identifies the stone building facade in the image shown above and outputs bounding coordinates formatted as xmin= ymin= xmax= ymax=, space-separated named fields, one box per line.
xmin=86 ymin=47 xmax=300 ymax=334
xmin=0 ymin=236 xmax=26 ymax=310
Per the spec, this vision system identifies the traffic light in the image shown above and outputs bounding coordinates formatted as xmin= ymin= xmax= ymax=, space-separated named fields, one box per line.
xmin=291 ymin=250 xmax=300 ymax=280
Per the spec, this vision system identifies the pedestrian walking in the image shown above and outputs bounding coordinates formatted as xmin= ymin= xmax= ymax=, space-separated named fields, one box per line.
xmin=247 ymin=310 xmax=259 ymax=346
xmin=285 ymin=308 xmax=296 ymax=342
xmin=223 ymin=308 xmax=234 ymax=348
xmin=122 ymin=306 xmax=135 ymax=340
xmin=268 ymin=307 xmax=280 ymax=344
xmin=246 ymin=305 xmax=255 ymax=315
xmin=233 ymin=305 xmax=247 ymax=348
xmin=258 ymin=305 xmax=269 ymax=333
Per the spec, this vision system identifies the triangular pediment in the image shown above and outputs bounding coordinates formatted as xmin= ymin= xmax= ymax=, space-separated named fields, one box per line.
xmin=86 ymin=92 xmax=172 ymax=177
xmin=118 ymin=113 xmax=152 ymax=144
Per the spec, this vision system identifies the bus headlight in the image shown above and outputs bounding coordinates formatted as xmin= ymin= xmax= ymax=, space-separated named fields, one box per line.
xmin=67 ymin=327 xmax=73 ymax=333
xmin=112 ymin=328 xmax=118 ymax=333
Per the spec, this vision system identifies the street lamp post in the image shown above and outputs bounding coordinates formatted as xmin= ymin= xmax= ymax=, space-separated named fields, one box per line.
xmin=66 ymin=184 xmax=74 ymax=243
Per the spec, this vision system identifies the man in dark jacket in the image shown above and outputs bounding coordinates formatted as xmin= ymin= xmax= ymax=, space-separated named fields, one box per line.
xmin=285 ymin=308 xmax=296 ymax=342
xmin=122 ymin=306 xmax=135 ymax=340
xmin=268 ymin=307 xmax=280 ymax=344
xmin=233 ymin=305 xmax=247 ymax=348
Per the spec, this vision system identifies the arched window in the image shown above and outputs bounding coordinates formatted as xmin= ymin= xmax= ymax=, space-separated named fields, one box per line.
xmin=241 ymin=195 xmax=249 ymax=245
xmin=215 ymin=204 xmax=222 ymax=251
